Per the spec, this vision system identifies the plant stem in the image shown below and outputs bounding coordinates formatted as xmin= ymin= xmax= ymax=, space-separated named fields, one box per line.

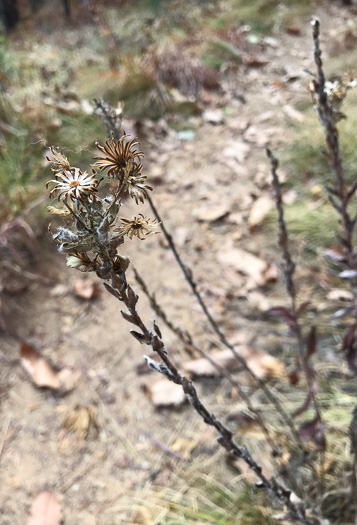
xmin=133 ymin=265 xmax=283 ymax=458
xmin=104 ymin=271 xmax=322 ymax=525
xmin=311 ymin=18 xmax=356 ymax=261
xmin=146 ymin=192 xmax=303 ymax=448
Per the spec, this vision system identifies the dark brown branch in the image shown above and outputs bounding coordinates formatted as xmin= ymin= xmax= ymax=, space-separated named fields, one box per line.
xmin=146 ymin=192 xmax=303 ymax=448
xmin=267 ymin=147 xmax=322 ymax=426
xmin=94 ymin=96 xmax=302 ymax=447
xmin=133 ymin=265 xmax=282 ymax=457
xmin=311 ymin=18 xmax=355 ymax=261
xmin=107 ymin=271 xmax=322 ymax=525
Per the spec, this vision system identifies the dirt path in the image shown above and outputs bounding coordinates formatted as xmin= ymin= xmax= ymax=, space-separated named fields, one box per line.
xmin=0 ymin=4 xmax=355 ymax=524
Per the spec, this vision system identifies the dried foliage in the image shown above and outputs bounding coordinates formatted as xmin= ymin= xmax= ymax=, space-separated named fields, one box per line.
xmin=46 ymin=19 xmax=357 ymax=525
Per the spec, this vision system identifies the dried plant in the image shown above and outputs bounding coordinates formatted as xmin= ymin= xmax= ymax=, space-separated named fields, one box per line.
xmin=46 ymin=19 xmax=357 ymax=525
xmin=267 ymin=148 xmax=323 ymax=449
xmin=310 ymin=19 xmax=357 ymax=375
xmin=45 ymin=135 xmax=322 ymax=524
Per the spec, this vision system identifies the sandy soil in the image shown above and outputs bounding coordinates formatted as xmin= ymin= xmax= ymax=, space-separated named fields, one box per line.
xmin=0 ymin=4 xmax=355 ymax=524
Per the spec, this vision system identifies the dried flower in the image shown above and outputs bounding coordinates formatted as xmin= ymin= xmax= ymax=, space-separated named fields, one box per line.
xmin=94 ymin=135 xmax=152 ymax=204
xmin=46 ymin=168 xmax=100 ymax=202
xmin=94 ymin=134 xmax=144 ymax=178
xmin=46 ymin=147 xmax=71 ymax=173
xmin=117 ymin=214 xmax=160 ymax=240
xmin=127 ymin=166 xmax=153 ymax=204
xmin=47 ymin=202 xmax=73 ymax=216
xmin=66 ymin=252 xmax=98 ymax=272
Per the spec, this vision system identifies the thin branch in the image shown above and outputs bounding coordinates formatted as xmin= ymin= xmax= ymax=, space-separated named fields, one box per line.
xmin=133 ymin=265 xmax=283 ymax=458
xmin=108 ymin=271 xmax=322 ymax=525
xmin=146 ymin=192 xmax=303 ymax=448
xmin=267 ymin=148 xmax=322 ymax=423
xmin=311 ymin=18 xmax=355 ymax=260
xmin=94 ymin=96 xmax=302 ymax=447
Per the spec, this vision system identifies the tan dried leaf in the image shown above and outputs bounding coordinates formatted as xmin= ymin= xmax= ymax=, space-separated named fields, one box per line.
xmin=170 ymin=437 xmax=199 ymax=459
xmin=20 ymin=342 xmax=79 ymax=393
xmin=146 ymin=377 xmax=185 ymax=407
xmin=27 ymin=491 xmax=62 ymax=525
xmin=183 ymin=347 xmax=285 ymax=379
xmin=217 ymin=248 xmax=278 ymax=286
xmin=248 ymin=196 xmax=274 ymax=231
xmin=326 ymin=288 xmax=353 ymax=302
xmin=20 ymin=342 xmax=61 ymax=390
xmin=193 ymin=203 xmax=230 ymax=223
xmin=62 ymin=404 xmax=99 ymax=440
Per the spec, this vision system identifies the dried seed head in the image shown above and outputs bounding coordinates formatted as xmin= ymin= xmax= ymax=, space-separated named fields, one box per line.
xmin=46 ymin=168 xmax=100 ymax=202
xmin=116 ymin=214 xmax=160 ymax=240
xmin=46 ymin=147 xmax=71 ymax=173
xmin=94 ymin=134 xmax=151 ymax=203
xmin=94 ymin=134 xmax=144 ymax=178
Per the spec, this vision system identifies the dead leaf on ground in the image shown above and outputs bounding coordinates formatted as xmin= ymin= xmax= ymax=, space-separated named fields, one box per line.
xmin=248 ymin=196 xmax=274 ymax=231
xmin=285 ymin=26 xmax=301 ymax=36
xmin=174 ymin=226 xmax=190 ymax=247
xmin=182 ymin=347 xmax=285 ymax=379
xmin=74 ymin=277 xmax=100 ymax=299
xmin=27 ymin=491 xmax=62 ymax=525
xmin=192 ymin=203 xmax=230 ymax=223
xmin=223 ymin=140 xmax=250 ymax=164
xmin=20 ymin=342 xmax=80 ymax=393
xmin=217 ymin=248 xmax=278 ymax=287
xmin=170 ymin=436 xmax=200 ymax=460
xmin=130 ymin=507 xmax=152 ymax=525
xmin=326 ymin=288 xmax=353 ymax=302
xmin=62 ymin=403 xmax=99 ymax=440
xmin=283 ymin=104 xmax=304 ymax=122
xmin=144 ymin=377 xmax=186 ymax=407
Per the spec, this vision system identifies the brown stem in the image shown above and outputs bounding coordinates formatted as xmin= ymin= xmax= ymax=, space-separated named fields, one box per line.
xmin=267 ymin=148 xmax=322 ymax=419
xmin=147 ymin=193 xmax=303 ymax=448
xmin=133 ymin=266 xmax=282 ymax=458
xmin=105 ymin=271 xmax=322 ymax=525
xmin=311 ymin=18 xmax=355 ymax=260
xmin=95 ymin=96 xmax=302 ymax=448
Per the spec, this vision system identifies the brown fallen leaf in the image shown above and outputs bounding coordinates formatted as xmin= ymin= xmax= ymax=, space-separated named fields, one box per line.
xmin=285 ymin=26 xmax=301 ymax=36
xmin=326 ymin=288 xmax=353 ymax=302
xmin=144 ymin=377 xmax=186 ymax=407
xmin=27 ymin=491 xmax=62 ymax=525
xmin=74 ymin=277 xmax=100 ymax=299
xmin=182 ymin=347 xmax=285 ymax=379
xmin=170 ymin=436 xmax=199 ymax=460
xmin=20 ymin=342 xmax=79 ymax=393
xmin=62 ymin=403 xmax=99 ymax=440
xmin=283 ymin=104 xmax=304 ymax=122
xmin=192 ymin=203 xmax=230 ymax=223
xmin=217 ymin=248 xmax=278 ymax=287
xmin=248 ymin=196 xmax=274 ymax=231
xmin=223 ymin=140 xmax=250 ymax=164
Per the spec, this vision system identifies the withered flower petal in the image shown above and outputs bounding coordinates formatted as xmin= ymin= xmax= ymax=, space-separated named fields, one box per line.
xmin=127 ymin=164 xmax=153 ymax=204
xmin=46 ymin=147 xmax=71 ymax=172
xmin=94 ymin=133 xmax=144 ymax=178
xmin=46 ymin=168 xmax=100 ymax=202
xmin=66 ymin=252 xmax=97 ymax=272
xmin=117 ymin=214 xmax=160 ymax=240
